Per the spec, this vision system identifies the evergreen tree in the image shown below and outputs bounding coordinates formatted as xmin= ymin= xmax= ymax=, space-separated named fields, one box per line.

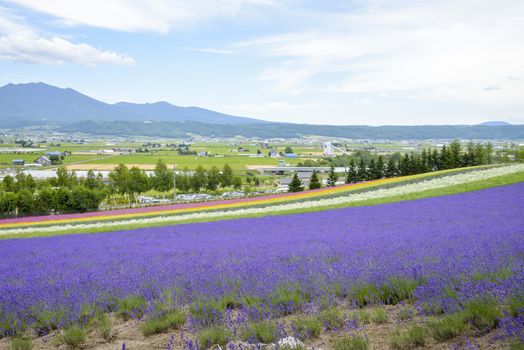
xmin=327 ymin=165 xmax=338 ymax=187
xmin=449 ymin=140 xmax=462 ymax=168
xmin=375 ymin=155 xmax=384 ymax=179
xmin=345 ymin=159 xmax=358 ymax=183
xmin=288 ymin=172 xmax=304 ymax=192
xmin=309 ymin=170 xmax=321 ymax=189
xmin=385 ymin=157 xmax=398 ymax=177
xmin=367 ymin=158 xmax=377 ymax=180
xmin=357 ymin=158 xmax=367 ymax=181
xmin=440 ymin=145 xmax=451 ymax=169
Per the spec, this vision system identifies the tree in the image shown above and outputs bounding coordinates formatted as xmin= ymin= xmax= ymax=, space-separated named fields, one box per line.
xmin=357 ymin=158 xmax=367 ymax=181
xmin=2 ymin=175 xmax=14 ymax=192
xmin=232 ymin=176 xmax=242 ymax=190
xmin=449 ymin=140 xmax=462 ymax=168
xmin=309 ymin=170 xmax=321 ymax=189
xmin=327 ymin=165 xmax=338 ymax=187
xmin=288 ymin=173 xmax=304 ymax=192
xmin=206 ymin=166 xmax=221 ymax=191
xmin=375 ymin=156 xmax=384 ymax=179
xmin=385 ymin=157 xmax=398 ymax=178
xmin=109 ymin=164 xmax=131 ymax=194
xmin=345 ymin=159 xmax=358 ymax=183
xmin=129 ymin=167 xmax=151 ymax=193
xmin=0 ymin=192 xmax=17 ymax=217
xmin=16 ymin=190 xmax=34 ymax=216
xmin=191 ymin=166 xmax=207 ymax=192
xmin=175 ymin=167 xmax=191 ymax=193
xmin=221 ymin=164 xmax=234 ymax=187
xmin=284 ymin=146 xmax=293 ymax=154
xmin=153 ymin=159 xmax=174 ymax=192
xmin=55 ymin=167 xmax=77 ymax=188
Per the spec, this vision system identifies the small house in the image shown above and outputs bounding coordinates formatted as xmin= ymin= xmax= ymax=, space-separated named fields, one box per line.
xmin=12 ymin=159 xmax=25 ymax=166
xmin=34 ymin=155 xmax=52 ymax=166
xmin=45 ymin=151 xmax=63 ymax=157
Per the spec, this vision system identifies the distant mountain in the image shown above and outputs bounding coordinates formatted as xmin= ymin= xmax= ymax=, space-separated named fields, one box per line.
xmin=478 ymin=121 xmax=511 ymax=126
xmin=113 ymin=101 xmax=262 ymax=124
xmin=0 ymin=82 xmax=265 ymax=125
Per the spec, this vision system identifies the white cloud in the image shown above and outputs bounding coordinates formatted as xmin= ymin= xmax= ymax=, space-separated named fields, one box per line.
xmin=6 ymin=0 xmax=275 ymax=33
xmin=238 ymin=0 xmax=524 ymax=106
xmin=0 ymin=6 xmax=134 ymax=65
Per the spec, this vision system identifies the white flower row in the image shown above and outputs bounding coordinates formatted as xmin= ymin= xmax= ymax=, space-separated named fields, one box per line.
xmin=1 ymin=164 xmax=523 ymax=237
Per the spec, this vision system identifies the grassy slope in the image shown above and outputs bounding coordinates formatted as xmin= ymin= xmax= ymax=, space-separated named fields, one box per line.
xmin=2 ymin=169 xmax=522 ymax=240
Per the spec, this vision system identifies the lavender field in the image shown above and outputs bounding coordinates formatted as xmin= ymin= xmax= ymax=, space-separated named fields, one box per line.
xmin=1 ymin=183 xmax=524 ymax=348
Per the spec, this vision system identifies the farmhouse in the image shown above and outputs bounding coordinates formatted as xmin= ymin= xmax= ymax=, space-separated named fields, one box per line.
xmin=33 ymin=156 xmax=52 ymax=166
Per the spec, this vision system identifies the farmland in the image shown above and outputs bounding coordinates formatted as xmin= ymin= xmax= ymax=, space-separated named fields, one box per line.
xmin=0 ymin=166 xmax=523 ymax=349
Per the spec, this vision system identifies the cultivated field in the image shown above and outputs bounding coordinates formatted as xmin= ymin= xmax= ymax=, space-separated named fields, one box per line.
xmin=0 ymin=166 xmax=523 ymax=349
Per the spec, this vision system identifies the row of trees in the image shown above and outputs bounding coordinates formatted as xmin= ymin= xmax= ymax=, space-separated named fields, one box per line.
xmin=288 ymin=141 xmax=495 ymax=192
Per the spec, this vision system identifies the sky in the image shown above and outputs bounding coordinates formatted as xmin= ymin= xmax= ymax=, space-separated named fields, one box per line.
xmin=0 ymin=0 xmax=523 ymax=125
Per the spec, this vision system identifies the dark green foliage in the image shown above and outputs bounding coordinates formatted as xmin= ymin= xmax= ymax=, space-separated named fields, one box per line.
xmin=391 ymin=326 xmax=427 ymax=349
xmin=333 ymin=334 xmax=369 ymax=350
xmin=153 ymin=159 xmax=174 ymax=191
xmin=309 ymin=170 xmax=321 ymax=189
xmin=221 ymin=164 xmax=234 ymax=187
xmin=427 ymin=312 xmax=467 ymax=341
xmin=140 ymin=310 xmax=185 ymax=336
xmin=242 ymin=320 xmax=278 ymax=343
xmin=197 ymin=325 xmax=231 ymax=349
xmin=327 ymin=165 xmax=338 ymax=187
xmin=288 ymin=173 xmax=304 ymax=192
xmin=206 ymin=166 xmax=221 ymax=191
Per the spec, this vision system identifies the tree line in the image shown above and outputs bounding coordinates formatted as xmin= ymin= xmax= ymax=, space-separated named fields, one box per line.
xmin=0 ymin=160 xmax=243 ymax=218
xmin=288 ymin=141 xmax=495 ymax=192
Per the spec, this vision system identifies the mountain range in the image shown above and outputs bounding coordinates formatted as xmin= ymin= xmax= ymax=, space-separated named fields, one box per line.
xmin=1 ymin=82 xmax=523 ymax=140
xmin=0 ymin=82 xmax=263 ymax=125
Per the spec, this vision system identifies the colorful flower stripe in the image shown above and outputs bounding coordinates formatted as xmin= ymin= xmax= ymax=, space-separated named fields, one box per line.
xmin=0 ymin=175 xmax=418 ymax=229
xmin=1 ymin=164 xmax=522 ymax=237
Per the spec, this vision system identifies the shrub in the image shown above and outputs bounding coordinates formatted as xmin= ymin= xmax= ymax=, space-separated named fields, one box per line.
xmin=317 ymin=307 xmax=345 ymax=331
xmin=380 ymin=277 xmax=420 ymax=305
xmin=292 ymin=317 xmax=322 ymax=339
xmin=370 ymin=308 xmax=388 ymax=324
xmin=197 ymin=325 xmax=232 ymax=349
xmin=427 ymin=312 xmax=466 ymax=341
xmin=61 ymin=326 xmax=86 ymax=348
xmin=349 ymin=310 xmax=370 ymax=325
xmin=242 ymin=320 xmax=278 ymax=343
xmin=506 ymin=292 xmax=524 ymax=318
xmin=391 ymin=325 xmax=427 ymax=349
xmin=333 ymin=334 xmax=369 ymax=350
xmin=350 ymin=283 xmax=380 ymax=307
xmin=269 ymin=286 xmax=310 ymax=314
xmin=463 ymin=296 xmax=502 ymax=332
xmin=97 ymin=313 xmax=112 ymax=340
xmin=190 ymin=299 xmax=224 ymax=327
xmin=117 ymin=295 xmax=147 ymax=320
xmin=10 ymin=337 xmax=32 ymax=350
xmin=140 ymin=310 xmax=185 ymax=336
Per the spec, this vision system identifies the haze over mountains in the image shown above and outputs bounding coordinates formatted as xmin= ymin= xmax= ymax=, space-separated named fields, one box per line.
xmin=1 ymin=82 xmax=523 ymax=140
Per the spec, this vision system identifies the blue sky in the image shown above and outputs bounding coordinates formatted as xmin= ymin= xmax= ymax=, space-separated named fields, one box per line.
xmin=0 ymin=0 xmax=523 ymax=125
